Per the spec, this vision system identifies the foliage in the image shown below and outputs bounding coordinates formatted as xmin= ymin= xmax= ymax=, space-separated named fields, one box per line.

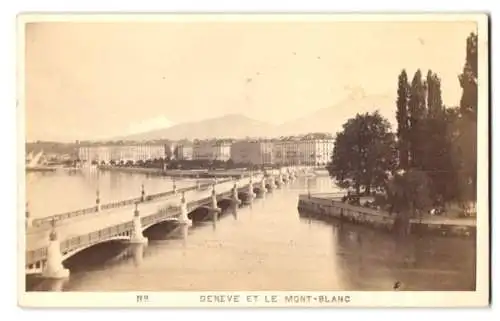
xmin=327 ymin=111 xmax=397 ymax=195
xmin=407 ymin=69 xmax=428 ymax=169
xmin=396 ymin=69 xmax=410 ymax=169
xmin=454 ymin=32 xmax=478 ymax=205
xmin=386 ymin=169 xmax=433 ymax=235
xmin=459 ymin=33 xmax=478 ymax=121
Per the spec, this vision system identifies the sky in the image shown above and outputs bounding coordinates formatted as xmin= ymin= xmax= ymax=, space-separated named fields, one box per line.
xmin=23 ymin=18 xmax=477 ymax=142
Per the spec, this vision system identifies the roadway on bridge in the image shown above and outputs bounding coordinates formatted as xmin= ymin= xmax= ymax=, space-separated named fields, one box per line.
xmin=26 ymin=177 xmax=259 ymax=251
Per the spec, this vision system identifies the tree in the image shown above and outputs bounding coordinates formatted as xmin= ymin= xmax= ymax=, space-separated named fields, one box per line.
xmin=454 ymin=32 xmax=478 ymax=214
xmin=396 ymin=69 xmax=410 ymax=169
xmin=427 ymin=71 xmax=444 ymax=118
xmin=407 ymin=70 xmax=428 ymax=169
xmin=327 ymin=111 xmax=397 ymax=195
xmin=386 ymin=169 xmax=432 ymax=236
xmin=421 ymin=72 xmax=449 ymax=202
xmin=459 ymin=32 xmax=478 ymax=121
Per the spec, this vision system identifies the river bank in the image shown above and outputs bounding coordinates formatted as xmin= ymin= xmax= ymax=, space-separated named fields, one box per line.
xmin=297 ymin=194 xmax=476 ymax=238
xmin=97 ymin=165 xmax=253 ymax=178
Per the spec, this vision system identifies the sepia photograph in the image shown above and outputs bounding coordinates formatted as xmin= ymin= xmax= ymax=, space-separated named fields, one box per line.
xmin=17 ymin=13 xmax=489 ymax=308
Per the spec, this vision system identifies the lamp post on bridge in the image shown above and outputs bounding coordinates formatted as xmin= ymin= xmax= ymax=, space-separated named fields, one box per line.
xmin=141 ymin=184 xmax=145 ymax=202
xmin=25 ymin=201 xmax=31 ymax=229
xmin=173 ymin=178 xmax=177 ymax=194
xmin=95 ymin=189 xmax=101 ymax=212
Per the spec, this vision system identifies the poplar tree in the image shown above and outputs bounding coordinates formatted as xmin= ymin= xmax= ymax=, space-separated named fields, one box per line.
xmin=407 ymin=70 xmax=427 ymax=169
xmin=454 ymin=32 xmax=478 ymax=213
xmin=396 ymin=70 xmax=410 ymax=169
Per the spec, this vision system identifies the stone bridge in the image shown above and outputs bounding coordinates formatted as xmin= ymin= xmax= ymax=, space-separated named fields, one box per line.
xmin=24 ymin=167 xmax=299 ymax=280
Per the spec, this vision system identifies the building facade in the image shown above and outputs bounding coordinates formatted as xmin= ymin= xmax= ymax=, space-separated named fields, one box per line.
xmin=78 ymin=144 xmax=166 ymax=164
xmin=192 ymin=140 xmax=232 ymax=161
xmin=230 ymin=141 xmax=274 ymax=165
xmin=298 ymin=138 xmax=335 ymax=166
xmin=192 ymin=141 xmax=214 ymax=160
xmin=175 ymin=144 xmax=193 ymax=160
xmin=213 ymin=141 xmax=232 ymax=161
xmin=272 ymin=138 xmax=334 ymax=166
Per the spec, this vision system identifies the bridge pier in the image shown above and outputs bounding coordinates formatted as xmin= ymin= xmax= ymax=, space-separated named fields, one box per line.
xmin=42 ymin=230 xmax=70 ymax=279
xmin=276 ymin=174 xmax=284 ymax=188
xmin=179 ymin=192 xmax=193 ymax=227
xmin=132 ymin=243 xmax=145 ymax=267
xmin=245 ymin=178 xmax=256 ymax=204
xmin=231 ymin=183 xmax=242 ymax=218
xmin=130 ymin=203 xmax=148 ymax=244
xmin=209 ymin=186 xmax=221 ymax=222
xmin=257 ymin=178 xmax=267 ymax=198
xmin=267 ymin=176 xmax=276 ymax=191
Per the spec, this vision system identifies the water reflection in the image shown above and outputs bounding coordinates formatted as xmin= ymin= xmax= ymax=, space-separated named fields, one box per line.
xmin=132 ymin=243 xmax=145 ymax=267
xmin=26 ymin=170 xmax=197 ymax=218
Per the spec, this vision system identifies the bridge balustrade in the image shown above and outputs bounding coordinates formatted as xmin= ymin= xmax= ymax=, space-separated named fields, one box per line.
xmin=30 ymin=178 xmax=238 ymax=229
xmin=141 ymin=206 xmax=180 ymax=227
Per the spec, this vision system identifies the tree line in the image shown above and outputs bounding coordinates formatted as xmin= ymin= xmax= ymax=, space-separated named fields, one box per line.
xmin=326 ymin=32 xmax=478 ymax=233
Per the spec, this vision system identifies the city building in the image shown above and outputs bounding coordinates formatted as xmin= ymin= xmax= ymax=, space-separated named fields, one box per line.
xmin=164 ymin=142 xmax=176 ymax=160
xmin=175 ymin=143 xmax=193 ymax=160
xmin=298 ymin=138 xmax=335 ymax=166
xmin=273 ymin=137 xmax=334 ymax=166
xmin=192 ymin=140 xmax=214 ymax=160
xmin=192 ymin=140 xmax=232 ymax=161
xmin=78 ymin=144 xmax=166 ymax=164
xmin=213 ymin=141 xmax=232 ymax=161
xmin=230 ymin=140 xmax=274 ymax=165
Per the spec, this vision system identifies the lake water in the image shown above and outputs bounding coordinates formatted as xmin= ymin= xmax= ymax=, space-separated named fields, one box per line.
xmin=26 ymin=170 xmax=476 ymax=292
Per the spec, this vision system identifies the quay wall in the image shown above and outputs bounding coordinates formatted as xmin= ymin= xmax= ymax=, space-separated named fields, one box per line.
xmin=297 ymin=195 xmax=476 ymax=238
xmin=98 ymin=166 xmax=252 ymax=179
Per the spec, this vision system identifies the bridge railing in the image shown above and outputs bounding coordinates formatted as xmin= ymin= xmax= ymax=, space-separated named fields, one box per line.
xmin=141 ymin=205 xmax=180 ymax=228
xmin=29 ymin=178 xmax=239 ymax=229
xmin=187 ymin=196 xmax=213 ymax=210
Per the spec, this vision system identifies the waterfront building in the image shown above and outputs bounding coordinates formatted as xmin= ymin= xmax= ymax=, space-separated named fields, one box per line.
xmin=78 ymin=144 xmax=166 ymax=164
xmin=230 ymin=140 xmax=274 ymax=165
xmin=273 ymin=137 xmax=334 ymax=166
xmin=164 ymin=142 xmax=176 ymax=160
xmin=298 ymin=138 xmax=335 ymax=166
xmin=192 ymin=140 xmax=232 ymax=161
xmin=192 ymin=140 xmax=214 ymax=160
xmin=213 ymin=140 xmax=232 ymax=161
xmin=175 ymin=143 xmax=193 ymax=160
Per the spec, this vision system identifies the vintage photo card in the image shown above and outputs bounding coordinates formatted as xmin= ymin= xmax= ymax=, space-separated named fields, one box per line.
xmin=17 ymin=13 xmax=489 ymax=308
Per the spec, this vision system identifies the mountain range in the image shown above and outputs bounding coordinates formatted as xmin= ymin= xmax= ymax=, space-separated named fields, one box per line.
xmin=113 ymin=92 xmax=397 ymax=141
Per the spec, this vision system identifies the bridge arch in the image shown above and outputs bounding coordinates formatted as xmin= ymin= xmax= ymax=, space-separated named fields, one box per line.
xmin=217 ymin=199 xmax=233 ymax=213
xmin=61 ymin=235 xmax=131 ymax=262
xmin=187 ymin=206 xmax=211 ymax=222
xmin=141 ymin=217 xmax=179 ymax=233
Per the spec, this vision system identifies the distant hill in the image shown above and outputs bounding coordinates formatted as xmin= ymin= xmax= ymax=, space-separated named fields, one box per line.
xmin=277 ymin=91 xmax=397 ymax=136
xmin=116 ymin=114 xmax=278 ymax=141
xmin=110 ymin=93 xmax=397 ymax=142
